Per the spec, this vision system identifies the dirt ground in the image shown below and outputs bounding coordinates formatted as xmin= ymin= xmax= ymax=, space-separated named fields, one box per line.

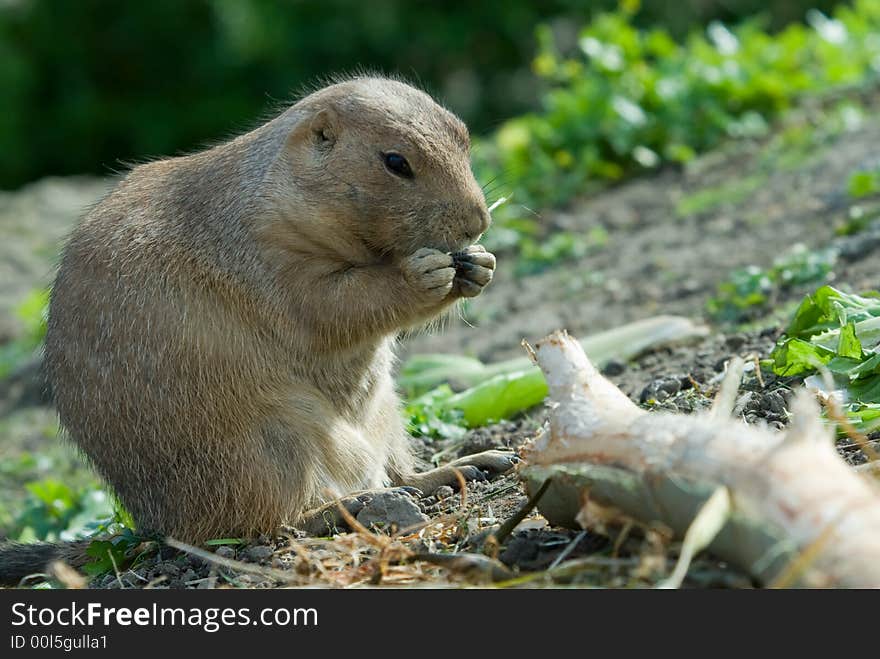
xmin=1 ymin=97 xmax=879 ymax=588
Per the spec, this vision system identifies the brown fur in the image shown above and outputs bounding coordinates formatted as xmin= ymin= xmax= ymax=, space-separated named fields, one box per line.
xmin=35 ymin=76 xmax=496 ymax=548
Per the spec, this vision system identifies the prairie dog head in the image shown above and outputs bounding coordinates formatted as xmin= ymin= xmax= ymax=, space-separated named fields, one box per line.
xmin=274 ymin=76 xmax=490 ymax=261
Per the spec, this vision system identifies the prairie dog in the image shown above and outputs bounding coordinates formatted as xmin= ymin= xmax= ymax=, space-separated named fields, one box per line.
xmin=5 ymin=75 xmax=511 ymax=575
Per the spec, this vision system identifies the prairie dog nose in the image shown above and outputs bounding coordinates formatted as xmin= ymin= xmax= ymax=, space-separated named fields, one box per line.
xmin=466 ymin=205 xmax=491 ymax=240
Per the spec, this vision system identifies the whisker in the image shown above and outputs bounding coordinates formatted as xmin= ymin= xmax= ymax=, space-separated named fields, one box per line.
xmin=457 ymin=303 xmax=475 ymax=329
xmin=481 ymin=174 xmax=501 ymax=191
xmin=483 ymin=183 xmax=511 ymax=199
xmin=517 ymin=204 xmax=543 ymax=219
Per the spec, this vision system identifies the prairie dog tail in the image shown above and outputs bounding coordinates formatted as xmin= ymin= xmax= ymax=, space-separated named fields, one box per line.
xmin=0 ymin=540 xmax=92 ymax=586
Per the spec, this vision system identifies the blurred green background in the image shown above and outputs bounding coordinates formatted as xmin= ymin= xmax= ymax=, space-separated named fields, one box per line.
xmin=0 ymin=0 xmax=844 ymax=190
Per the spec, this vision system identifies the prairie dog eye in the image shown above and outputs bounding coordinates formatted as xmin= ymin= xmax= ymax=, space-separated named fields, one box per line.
xmin=383 ymin=152 xmax=413 ymax=179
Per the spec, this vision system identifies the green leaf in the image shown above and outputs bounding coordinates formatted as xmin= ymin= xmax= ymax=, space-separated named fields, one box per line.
xmin=837 ymin=322 xmax=863 ymax=360
xmin=83 ymin=540 xmax=125 ymax=576
xmin=848 ymin=170 xmax=880 ymax=198
xmin=405 ymin=385 xmax=468 ymax=439
xmin=772 ymin=285 xmax=880 ymax=412
xmin=446 ymin=368 xmax=549 ymax=427
xmin=771 ymin=338 xmax=834 ymax=376
xmin=82 ymin=529 xmax=142 ymax=577
xmin=205 ymin=538 xmax=246 ymax=546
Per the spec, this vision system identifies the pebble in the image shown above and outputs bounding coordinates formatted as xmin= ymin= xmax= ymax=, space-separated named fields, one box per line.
xmin=214 ymin=545 xmax=236 ymax=559
xmin=356 ymin=489 xmax=429 ymax=532
xmin=601 ymin=359 xmax=626 ymax=376
xmin=246 ymin=545 xmax=275 ymax=562
xmin=640 ymin=376 xmax=682 ymax=404
xmin=435 ymin=485 xmax=454 ymax=500
xmin=763 ymin=390 xmax=788 ymax=415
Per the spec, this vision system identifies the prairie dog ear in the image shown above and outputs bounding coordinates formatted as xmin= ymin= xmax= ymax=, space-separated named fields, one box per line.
xmin=287 ymin=107 xmax=339 ymax=151
xmin=309 ymin=108 xmax=338 ymax=145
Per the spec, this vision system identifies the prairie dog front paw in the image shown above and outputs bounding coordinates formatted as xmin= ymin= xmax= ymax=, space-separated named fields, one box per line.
xmin=401 ymin=248 xmax=455 ymax=304
xmin=451 ymin=245 xmax=496 ymax=298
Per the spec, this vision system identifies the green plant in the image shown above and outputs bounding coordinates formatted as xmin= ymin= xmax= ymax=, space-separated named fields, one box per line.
xmin=515 ymin=227 xmax=609 ymax=276
xmin=0 ymin=288 xmax=49 ymax=378
xmin=848 ymin=168 xmax=880 ymax=198
xmin=83 ymin=528 xmax=144 ymax=577
xmin=769 ymin=285 xmax=880 ymax=434
xmin=676 ymin=176 xmax=765 ymax=217
xmin=707 ymin=245 xmax=837 ymax=323
xmin=405 ymin=385 xmax=468 ymax=439
xmin=484 ymin=2 xmax=880 ymax=207
xmin=5 ymin=475 xmax=142 ymax=583
xmin=0 ymin=0 xmax=845 ymax=190
xmin=477 ymin=1 xmax=880 ymax=265
xmin=835 ymin=204 xmax=880 ymax=236
xmin=9 ymin=479 xmax=123 ymax=543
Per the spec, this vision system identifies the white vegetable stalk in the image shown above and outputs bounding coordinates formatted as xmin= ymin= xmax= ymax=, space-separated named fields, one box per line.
xmin=521 ymin=330 xmax=880 ymax=587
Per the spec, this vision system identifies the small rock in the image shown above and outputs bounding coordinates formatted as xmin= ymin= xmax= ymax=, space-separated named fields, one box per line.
xmin=734 ymin=391 xmax=761 ymax=417
xmin=499 ymin=535 xmax=539 ymax=566
xmin=214 ymin=545 xmax=236 ymax=559
xmin=601 ymin=359 xmax=625 ymax=376
xmin=181 ymin=569 xmax=198 ymax=584
xmin=435 ymin=485 xmax=454 ymax=500
xmin=457 ymin=422 xmax=518 ymax=455
xmin=640 ymin=376 xmax=682 ymax=404
xmin=762 ymin=390 xmax=788 ymax=416
xmin=714 ymin=357 xmax=732 ymax=372
xmin=356 ymin=490 xmax=429 ymax=532
xmin=280 ymin=526 xmax=307 ymax=540
xmin=725 ymin=334 xmax=747 ymax=351
xmin=246 ymin=545 xmax=275 ymax=562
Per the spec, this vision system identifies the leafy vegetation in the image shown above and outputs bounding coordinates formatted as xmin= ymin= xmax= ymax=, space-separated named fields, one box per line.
xmin=770 ymin=285 xmax=880 ymax=433
xmin=0 ymin=288 xmax=48 ymax=378
xmin=478 ymin=1 xmax=880 ymax=262
xmin=0 ymin=0 xmax=843 ymax=190
xmin=514 ymin=226 xmax=609 ymax=276
xmin=82 ymin=529 xmax=144 ymax=577
xmin=0 ymin=470 xmax=141 ymax=583
xmin=5 ymin=479 xmax=120 ymax=543
xmin=706 ymin=245 xmax=837 ymax=323
xmin=676 ymin=176 xmax=765 ymax=217
xmin=482 ymin=1 xmax=880 ymax=207
xmin=405 ymin=385 xmax=469 ymax=439
xmin=848 ymin=168 xmax=880 ymax=198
